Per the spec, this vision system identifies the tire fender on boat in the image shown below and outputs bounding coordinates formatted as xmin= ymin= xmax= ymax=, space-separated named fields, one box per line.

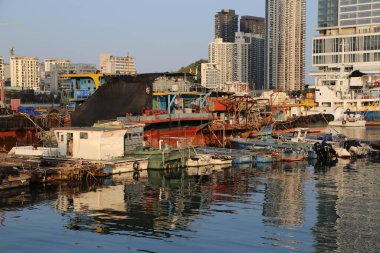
xmin=133 ymin=161 xmax=140 ymax=171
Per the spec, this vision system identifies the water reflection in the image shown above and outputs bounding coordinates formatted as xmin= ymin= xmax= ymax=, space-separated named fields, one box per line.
xmin=261 ymin=162 xmax=307 ymax=227
xmin=0 ymin=157 xmax=379 ymax=252
xmin=53 ymin=167 xmax=237 ymax=239
xmin=324 ymin=126 xmax=380 ymax=141
xmin=312 ymin=158 xmax=380 ymax=252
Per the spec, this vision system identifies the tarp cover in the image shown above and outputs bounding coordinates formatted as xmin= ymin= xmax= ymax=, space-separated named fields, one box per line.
xmin=71 ymin=74 xmax=161 ymax=127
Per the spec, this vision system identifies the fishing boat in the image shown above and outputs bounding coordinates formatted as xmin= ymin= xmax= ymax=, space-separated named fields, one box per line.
xmin=196 ymin=146 xmax=253 ymax=164
xmin=65 ymin=73 xmax=216 ymax=148
xmin=254 ymin=154 xmax=273 ymax=163
xmin=127 ymin=145 xmax=194 ymax=169
xmin=328 ymin=110 xmax=366 ymax=127
xmin=186 ymin=154 xmax=232 ymax=167
xmin=10 ymin=124 xmax=150 ymax=175
xmin=272 ymin=148 xmax=307 ymax=162
xmin=0 ymin=167 xmax=31 ymax=190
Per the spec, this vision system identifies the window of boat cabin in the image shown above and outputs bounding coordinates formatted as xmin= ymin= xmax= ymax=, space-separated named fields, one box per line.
xmin=80 ymin=132 xmax=88 ymax=139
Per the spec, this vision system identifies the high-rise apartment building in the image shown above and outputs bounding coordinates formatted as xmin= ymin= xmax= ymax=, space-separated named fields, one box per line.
xmin=313 ymin=0 xmax=380 ymax=77
xmin=208 ymin=38 xmax=234 ymax=85
xmin=265 ymin=0 xmax=306 ymax=91
xmin=201 ymin=63 xmax=221 ymax=90
xmin=215 ymin=9 xmax=239 ymax=42
xmin=233 ymin=33 xmax=250 ymax=84
xmin=44 ymin=58 xmax=71 ymax=72
xmin=100 ymin=53 xmax=136 ymax=75
xmin=245 ymin=33 xmax=265 ymax=90
xmin=240 ymin=16 xmax=265 ymax=36
xmin=0 ymin=56 xmax=4 ymax=82
xmin=204 ymin=33 xmax=264 ymax=91
xmin=10 ymin=56 xmax=40 ymax=90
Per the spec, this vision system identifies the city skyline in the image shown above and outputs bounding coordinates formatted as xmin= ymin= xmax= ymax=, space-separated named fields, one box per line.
xmin=0 ymin=0 xmax=318 ymax=83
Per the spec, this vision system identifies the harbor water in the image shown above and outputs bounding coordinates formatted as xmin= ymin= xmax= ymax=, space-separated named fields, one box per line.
xmin=0 ymin=128 xmax=379 ymax=253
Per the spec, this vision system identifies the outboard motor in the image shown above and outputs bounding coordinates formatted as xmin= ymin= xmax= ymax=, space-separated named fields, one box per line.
xmin=313 ymin=141 xmax=337 ymax=163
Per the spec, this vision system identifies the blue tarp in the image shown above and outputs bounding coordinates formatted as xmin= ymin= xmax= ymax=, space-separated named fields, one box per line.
xmin=18 ymin=106 xmax=42 ymax=116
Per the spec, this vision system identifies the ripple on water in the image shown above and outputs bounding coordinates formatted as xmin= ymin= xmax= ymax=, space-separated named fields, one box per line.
xmin=0 ymin=157 xmax=379 ymax=252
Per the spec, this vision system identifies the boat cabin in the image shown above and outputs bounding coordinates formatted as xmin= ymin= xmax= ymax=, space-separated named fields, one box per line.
xmin=290 ymin=128 xmax=308 ymax=143
xmin=54 ymin=124 xmax=144 ymax=160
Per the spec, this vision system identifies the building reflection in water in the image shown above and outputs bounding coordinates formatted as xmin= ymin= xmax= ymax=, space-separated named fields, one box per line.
xmin=1 ymin=158 xmax=379 ymax=252
xmin=261 ymin=162 xmax=307 ymax=227
xmin=54 ymin=166 xmax=256 ymax=238
xmin=312 ymin=158 xmax=380 ymax=252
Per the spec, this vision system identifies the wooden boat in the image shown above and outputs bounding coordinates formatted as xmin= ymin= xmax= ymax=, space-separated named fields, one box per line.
xmin=272 ymin=148 xmax=307 ymax=162
xmin=0 ymin=168 xmax=31 ymax=191
xmin=254 ymin=154 xmax=273 ymax=163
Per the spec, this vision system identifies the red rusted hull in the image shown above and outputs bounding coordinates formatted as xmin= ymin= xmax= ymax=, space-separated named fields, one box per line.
xmin=0 ymin=129 xmax=40 ymax=151
xmin=144 ymin=126 xmax=206 ymax=147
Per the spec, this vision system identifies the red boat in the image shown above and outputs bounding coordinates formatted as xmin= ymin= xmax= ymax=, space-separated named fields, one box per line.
xmin=119 ymin=112 xmax=217 ymax=147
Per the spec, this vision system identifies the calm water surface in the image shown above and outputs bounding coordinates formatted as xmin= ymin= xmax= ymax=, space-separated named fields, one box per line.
xmin=0 ymin=128 xmax=379 ymax=253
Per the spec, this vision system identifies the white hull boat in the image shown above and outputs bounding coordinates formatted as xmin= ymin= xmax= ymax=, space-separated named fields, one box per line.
xmin=187 ymin=154 xmax=232 ymax=167
xmin=329 ymin=120 xmax=366 ymax=127
xmin=101 ymin=159 xmax=149 ymax=175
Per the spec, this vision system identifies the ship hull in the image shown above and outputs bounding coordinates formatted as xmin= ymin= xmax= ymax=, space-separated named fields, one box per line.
xmin=144 ymin=125 xmax=206 ymax=147
xmin=0 ymin=129 xmax=39 ymax=151
xmin=361 ymin=110 xmax=380 ymax=121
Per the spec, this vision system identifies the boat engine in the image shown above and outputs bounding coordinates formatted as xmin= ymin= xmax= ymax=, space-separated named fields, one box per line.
xmin=313 ymin=141 xmax=337 ymax=163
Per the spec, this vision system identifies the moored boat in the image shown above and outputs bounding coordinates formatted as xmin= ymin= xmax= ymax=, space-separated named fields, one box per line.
xmin=328 ymin=110 xmax=366 ymax=127
xmin=186 ymin=154 xmax=232 ymax=167
xmin=0 ymin=167 xmax=31 ymax=190
xmin=196 ymin=146 xmax=253 ymax=164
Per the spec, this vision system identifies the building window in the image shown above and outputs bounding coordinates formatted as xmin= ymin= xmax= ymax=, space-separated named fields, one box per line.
xmin=80 ymin=132 xmax=88 ymax=139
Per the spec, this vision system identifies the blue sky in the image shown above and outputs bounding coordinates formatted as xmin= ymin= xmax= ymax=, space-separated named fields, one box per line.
xmin=0 ymin=0 xmax=318 ymax=82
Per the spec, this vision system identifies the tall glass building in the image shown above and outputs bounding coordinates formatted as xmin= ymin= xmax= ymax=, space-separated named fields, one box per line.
xmin=313 ymin=0 xmax=380 ymax=75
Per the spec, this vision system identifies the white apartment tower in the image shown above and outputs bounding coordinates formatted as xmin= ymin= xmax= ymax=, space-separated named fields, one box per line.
xmin=208 ymin=38 xmax=234 ymax=85
xmin=100 ymin=53 xmax=136 ymax=75
xmin=265 ymin=0 xmax=306 ymax=91
xmin=201 ymin=63 xmax=221 ymax=90
xmin=313 ymin=0 xmax=380 ymax=78
xmin=205 ymin=33 xmax=263 ymax=91
xmin=10 ymin=56 xmax=40 ymax=90
xmin=44 ymin=58 xmax=71 ymax=72
xmin=0 ymin=56 xmax=4 ymax=82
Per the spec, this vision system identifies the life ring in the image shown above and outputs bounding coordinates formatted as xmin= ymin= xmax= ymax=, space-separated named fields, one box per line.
xmin=133 ymin=161 xmax=140 ymax=171
xmin=342 ymin=120 xmax=347 ymax=125
xmin=346 ymin=108 xmax=350 ymax=113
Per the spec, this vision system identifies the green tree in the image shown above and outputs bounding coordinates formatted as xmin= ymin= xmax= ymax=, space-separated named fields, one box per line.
xmin=178 ymin=59 xmax=207 ymax=81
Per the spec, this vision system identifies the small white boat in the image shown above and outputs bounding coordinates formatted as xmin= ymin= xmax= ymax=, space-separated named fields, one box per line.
xmin=100 ymin=158 xmax=149 ymax=175
xmin=329 ymin=111 xmax=366 ymax=127
xmin=187 ymin=154 xmax=232 ymax=167
xmin=329 ymin=120 xmax=366 ymax=127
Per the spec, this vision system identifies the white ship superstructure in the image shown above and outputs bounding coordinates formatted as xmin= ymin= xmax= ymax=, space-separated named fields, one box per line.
xmin=311 ymin=0 xmax=380 ymax=122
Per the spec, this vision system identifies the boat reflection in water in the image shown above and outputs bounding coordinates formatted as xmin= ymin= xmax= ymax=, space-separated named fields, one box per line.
xmin=0 ymin=157 xmax=379 ymax=252
xmin=54 ymin=167 xmax=234 ymax=238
